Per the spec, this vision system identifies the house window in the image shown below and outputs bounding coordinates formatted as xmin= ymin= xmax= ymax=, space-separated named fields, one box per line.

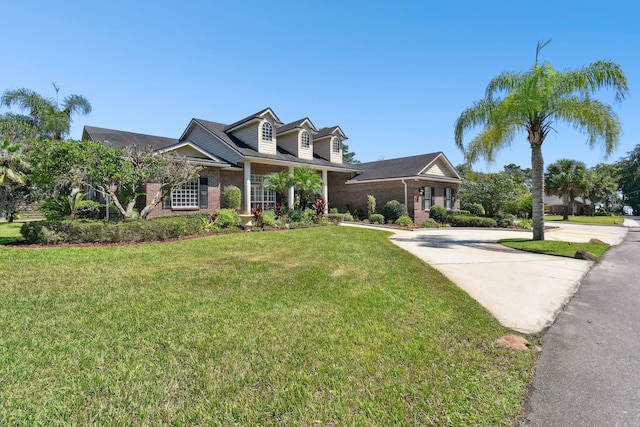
xmin=250 ymin=174 xmax=276 ymax=210
xmin=262 ymin=122 xmax=273 ymax=142
xmin=422 ymin=186 xmax=435 ymax=210
xmin=301 ymin=130 xmax=310 ymax=149
xmin=171 ymin=179 xmax=199 ymax=208
xmin=332 ymin=137 xmax=340 ymax=153
xmin=445 ymin=187 xmax=453 ymax=209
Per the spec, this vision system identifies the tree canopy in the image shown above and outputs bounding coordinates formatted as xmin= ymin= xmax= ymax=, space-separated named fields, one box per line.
xmin=455 ymin=40 xmax=627 ymax=240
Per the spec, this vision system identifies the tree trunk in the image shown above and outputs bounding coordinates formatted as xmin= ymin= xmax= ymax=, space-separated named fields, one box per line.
xmin=531 ymin=142 xmax=545 ymax=240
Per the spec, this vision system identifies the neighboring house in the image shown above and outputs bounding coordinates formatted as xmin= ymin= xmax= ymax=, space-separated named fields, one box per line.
xmin=328 ymin=153 xmax=461 ymax=224
xmin=82 ymin=107 xmax=461 ymax=221
xmin=544 ymin=194 xmax=592 ymax=216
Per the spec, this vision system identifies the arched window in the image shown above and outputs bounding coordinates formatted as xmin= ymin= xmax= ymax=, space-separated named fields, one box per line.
xmin=262 ymin=122 xmax=273 ymax=142
xmin=332 ymin=137 xmax=341 ymax=153
xmin=301 ymin=130 xmax=310 ymax=149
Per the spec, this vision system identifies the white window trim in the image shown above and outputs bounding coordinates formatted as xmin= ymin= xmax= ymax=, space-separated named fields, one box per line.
xmin=171 ymin=178 xmax=199 ymax=208
xmin=250 ymin=174 xmax=276 ymax=210
xmin=422 ymin=186 xmax=432 ymax=210
xmin=332 ymin=137 xmax=340 ymax=153
xmin=262 ymin=122 xmax=273 ymax=142
xmin=444 ymin=187 xmax=453 ymax=209
xmin=301 ymin=130 xmax=310 ymax=149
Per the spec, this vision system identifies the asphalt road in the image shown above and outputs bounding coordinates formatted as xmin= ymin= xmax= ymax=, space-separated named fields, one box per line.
xmin=525 ymin=226 xmax=640 ymax=426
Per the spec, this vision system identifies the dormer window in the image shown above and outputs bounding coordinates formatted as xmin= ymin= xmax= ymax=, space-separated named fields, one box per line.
xmin=332 ymin=137 xmax=341 ymax=153
xmin=301 ymin=131 xmax=310 ymax=149
xmin=262 ymin=122 xmax=273 ymax=142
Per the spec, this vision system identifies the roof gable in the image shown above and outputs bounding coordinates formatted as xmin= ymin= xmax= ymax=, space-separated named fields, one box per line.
xmin=315 ymin=126 xmax=348 ymax=140
xmin=277 ymin=118 xmax=318 ymax=135
xmin=347 ymin=152 xmax=461 ymax=183
xmin=225 ymin=107 xmax=283 ymax=132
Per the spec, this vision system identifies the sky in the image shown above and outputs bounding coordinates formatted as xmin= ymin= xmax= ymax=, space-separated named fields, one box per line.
xmin=2 ymin=1 xmax=638 ymax=172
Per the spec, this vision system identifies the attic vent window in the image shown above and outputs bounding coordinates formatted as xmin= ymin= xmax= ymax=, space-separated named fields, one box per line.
xmin=301 ymin=131 xmax=310 ymax=149
xmin=262 ymin=122 xmax=273 ymax=142
xmin=332 ymin=137 xmax=340 ymax=153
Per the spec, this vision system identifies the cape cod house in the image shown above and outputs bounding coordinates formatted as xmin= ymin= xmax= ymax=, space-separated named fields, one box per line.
xmin=82 ymin=107 xmax=461 ymax=221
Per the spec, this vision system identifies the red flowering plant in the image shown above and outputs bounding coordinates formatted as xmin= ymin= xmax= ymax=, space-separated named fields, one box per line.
xmin=252 ymin=205 xmax=263 ymax=227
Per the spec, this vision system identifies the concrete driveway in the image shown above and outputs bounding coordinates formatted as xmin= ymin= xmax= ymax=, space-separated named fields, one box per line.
xmin=378 ymin=222 xmax=629 ymax=334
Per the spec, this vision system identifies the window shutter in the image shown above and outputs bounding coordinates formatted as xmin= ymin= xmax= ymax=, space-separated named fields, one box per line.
xmin=199 ymin=177 xmax=208 ymax=209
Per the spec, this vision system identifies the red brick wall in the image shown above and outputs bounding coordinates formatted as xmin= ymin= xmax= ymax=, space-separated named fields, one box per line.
xmin=328 ymin=173 xmax=460 ymax=223
xmin=142 ymin=167 xmax=221 ymax=219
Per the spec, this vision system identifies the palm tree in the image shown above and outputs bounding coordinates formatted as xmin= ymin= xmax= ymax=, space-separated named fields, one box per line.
xmin=264 ymin=170 xmax=294 ymax=205
xmin=0 ymin=139 xmax=27 ymax=185
xmin=454 ymin=41 xmax=627 ymax=240
xmin=1 ymin=84 xmax=91 ymax=140
xmin=545 ymin=159 xmax=587 ymax=220
xmin=292 ymin=166 xmax=323 ymax=209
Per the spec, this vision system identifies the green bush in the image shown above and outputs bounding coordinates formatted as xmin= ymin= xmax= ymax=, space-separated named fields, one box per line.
xmin=329 ymin=207 xmax=339 ymax=214
xmin=20 ymin=214 xmax=210 ymax=244
xmin=395 ymin=215 xmax=414 ymax=227
xmin=462 ymin=203 xmax=485 ymax=216
xmin=367 ymin=195 xmax=376 ymax=217
xmin=420 ymin=218 xmax=439 ymax=228
xmin=342 ymin=211 xmax=354 ymax=222
xmin=429 ymin=205 xmax=448 ymax=223
xmin=495 ymin=213 xmax=517 ymax=228
xmin=368 ymin=213 xmax=385 ymax=224
xmin=213 ymin=209 xmax=241 ymax=230
xmin=447 ymin=209 xmax=471 ymax=217
xmin=261 ymin=210 xmax=277 ymax=227
xmin=383 ymin=200 xmax=408 ymax=223
xmin=222 ymin=185 xmax=241 ymax=210
xmin=447 ymin=215 xmax=497 ymax=228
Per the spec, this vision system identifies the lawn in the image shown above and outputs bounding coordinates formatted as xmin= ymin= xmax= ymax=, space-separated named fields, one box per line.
xmin=0 ymin=221 xmax=24 ymax=245
xmin=545 ymin=215 xmax=624 ymax=226
xmin=0 ymin=226 xmax=535 ymax=425
xmin=500 ymin=238 xmax=610 ymax=260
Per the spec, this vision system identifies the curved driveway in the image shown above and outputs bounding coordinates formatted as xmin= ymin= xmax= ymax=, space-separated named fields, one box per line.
xmin=384 ymin=223 xmax=628 ymax=334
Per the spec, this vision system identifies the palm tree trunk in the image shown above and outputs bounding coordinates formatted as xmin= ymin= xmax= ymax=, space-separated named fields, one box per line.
xmin=531 ymin=142 xmax=545 ymax=240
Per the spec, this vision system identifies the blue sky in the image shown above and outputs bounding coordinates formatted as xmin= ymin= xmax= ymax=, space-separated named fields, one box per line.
xmin=2 ymin=1 xmax=638 ymax=172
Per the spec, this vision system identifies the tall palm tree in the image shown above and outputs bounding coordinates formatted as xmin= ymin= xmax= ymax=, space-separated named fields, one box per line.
xmin=1 ymin=84 xmax=91 ymax=140
xmin=264 ymin=170 xmax=294 ymax=205
xmin=455 ymin=41 xmax=627 ymax=240
xmin=0 ymin=140 xmax=27 ymax=185
xmin=292 ymin=166 xmax=323 ymax=209
xmin=545 ymin=159 xmax=587 ymax=220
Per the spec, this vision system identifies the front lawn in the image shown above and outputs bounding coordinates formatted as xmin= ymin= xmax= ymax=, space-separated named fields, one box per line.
xmin=545 ymin=215 xmax=624 ymax=226
xmin=0 ymin=220 xmax=24 ymax=245
xmin=0 ymin=227 xmax=534 ymax=425
xmin=500 ymin=238 xmax=610 ymax=260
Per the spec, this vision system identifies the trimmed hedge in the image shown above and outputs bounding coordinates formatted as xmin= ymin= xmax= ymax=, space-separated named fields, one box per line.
xmin=368 ymin=213 xmax=385 ymax=224
xmin=382 ymin=200 xmax=408 ymax=223
xmin=446 ymin=215 xmax=497 ymax=228
xmin=20 ymin=213 xmax=211 ymax=244
xmin=326 ymin=213 xmax=344 ymax=225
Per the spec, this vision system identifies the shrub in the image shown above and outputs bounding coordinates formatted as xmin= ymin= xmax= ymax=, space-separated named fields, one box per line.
xmin=40 ymin=192 xmax=101 ymax=220
xmin=420 ymin=218 xmax=439 ymax=228
xmin=462 ymin=203 xmax=485 ymax=216
xmin=383 ymin=200 xmax=408 ymax=223
xmin=222 ymin=185 xmax=241 ymax=210
xmin=20 ymin=214 xmax=210 ymax=244
xmin=353 ymin=208 xmax=365 ymax=221
xmin=495 ymin=213 xmax=517 ymax=228
xmin=367 ymin=195 xmax=376 ymax=217
xmin=447 ymin=215 xmax=497 ymax=228
xmin=429 ymin=205 xmax=448 ymax=223
xmin=214 ymin=209 xmax=241 ymax=230
xmin=314 ymin=197 xmax=326 ymax=217
xmin=329 ymin=207 xmax=338 ymax=214
xmin=395 ymin=215 xmax=414 ymax=227
xmin=303 ymin=208 xmax=317 ymax=224
xmin=447 ymin=209 xmax=471 ymax=217
xmin=342 ymin=211 xmax=354 ymax=222
xmin=368 ymin=213 xmax=385 ymax=224
xmin=261 ymin=210 xmax=276 ymax=227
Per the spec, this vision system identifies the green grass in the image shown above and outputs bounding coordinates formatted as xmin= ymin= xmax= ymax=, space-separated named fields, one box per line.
xmin=0 ymin=221 xmax=25 ymax=245
xmin=0 ymin=227 xmax=535 ymax=425
xmin=545 ymin=215 xmax=624 ymax=225
xmin=500 ymin=238 xmax=610 ymax=260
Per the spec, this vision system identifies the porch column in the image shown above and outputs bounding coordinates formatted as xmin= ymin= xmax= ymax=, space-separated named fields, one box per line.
xmin=322 ymin=169 xmax=328 ymax=214
xmin=288 ymin=165 xmax=294 ymax=209
xmin=244 ymin=161 xmax=251 ymax=214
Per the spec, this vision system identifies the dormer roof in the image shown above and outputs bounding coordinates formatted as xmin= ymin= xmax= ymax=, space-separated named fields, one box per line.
xmin=277 ymin=118 xmax=318 ymax=135
xmin=315 ymin=126 xmax=348 ymax=140
xmin=224 ymin=107 xmax=283 ymax=132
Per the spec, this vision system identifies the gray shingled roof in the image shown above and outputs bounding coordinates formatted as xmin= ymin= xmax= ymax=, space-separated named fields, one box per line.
xmin=348 ymin=152 xmax=458 ymax=182
xmin=224 ymin=107 xmax=283 ymax=131
xmin=277 ymin=118 xmax=317 ymax=134
xmin=315 ymin=126 xmax=347 ymax=139
xmin=192 ymin=119 xmax=360 ymax=171
xmin=83 ymin=126 xmax=178 ymax=150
